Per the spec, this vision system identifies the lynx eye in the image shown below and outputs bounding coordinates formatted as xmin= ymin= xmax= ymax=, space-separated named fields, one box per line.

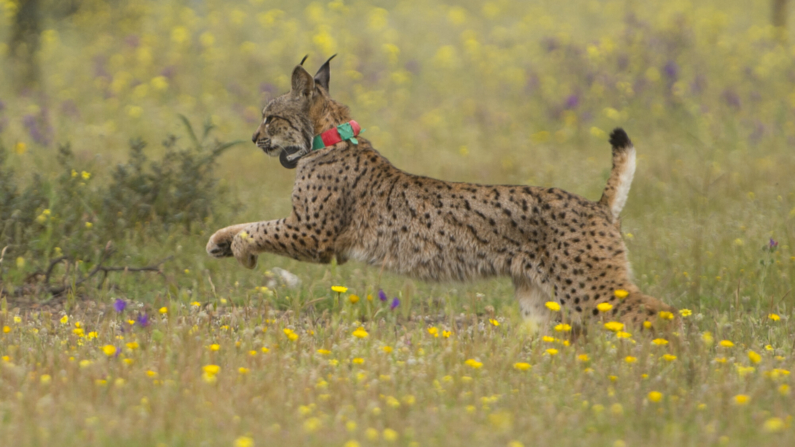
xmin=264 ymin=116 xmax=273 ymax=125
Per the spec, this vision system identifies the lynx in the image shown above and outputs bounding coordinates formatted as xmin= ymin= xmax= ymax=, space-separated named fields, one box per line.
xmin=206 ymin=56 xmax=675 ymax=329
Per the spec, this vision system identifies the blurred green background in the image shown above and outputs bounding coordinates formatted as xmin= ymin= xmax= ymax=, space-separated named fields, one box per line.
xmin=0 ymin=0 xmax=793 ymax=315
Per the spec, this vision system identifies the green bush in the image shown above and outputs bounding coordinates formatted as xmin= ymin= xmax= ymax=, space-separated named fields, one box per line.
xmin=0 ymin=117 xmax=242 ymax=292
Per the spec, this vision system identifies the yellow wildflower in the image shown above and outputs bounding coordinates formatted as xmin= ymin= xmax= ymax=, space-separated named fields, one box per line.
xmin=596 ymin=303 xmax=613 ymax=312
xmin=614 ymin=289 xmax=629 ymax=299
xmin=382 ymin=346 xmax=393 ymax=353
xmin=125 ymin=342 xmax=139 ymax=350
xmin=652 ymin=338 xmax=668 ymax=346
xmin=428 ymin=327 xmax=439 ymax=337
xmin=442 ymin=330 xmax=452 ymax=338
xmin=513 ymin=362 xmax=531 ymax=371
xmin=643 ymin=321 xmax=652 ymax=329
xmin=545 ymin=301 xmax=560 ymax=311
xmin=554 ymin=323 xmax=572 ymax=332
xmin=348 ymin=294 xmax=360 ymax=304
xmin=733 ymin=394 xmax=750 ymax=405
xmin=159 ymin=307 xmax=168 ymax=314
xmin=383 ymin=428 xmax=398 ymax=442
xmin=190 ymin=301 xmax=201 ymax=307
xmin=545 ymin=348 xmax=558 ymax=356
xmin=661 ymin=354 xmax=677 ymax=362
xmin=577 ymin=354 xmax=590 ymax=362
xmin=238 ymin=367 xmax=250 ymax=375
xmin=604 ymin=321 xmax=624 ymax=332
xmin=542 ymin=336 xmax=555 ymax=343
xmin=209 ymin=344 xmax=220 ymax=351
xmin=748 ymin=350 xmax=761 ymax=364
xmin=625 ymin=356 xmax=637 ymax=363
xmin=616 ymin=331 xmax=632 ymax=339
xmin=234 ymin=436 xmax=254 ymax=447
xmin=679 ymin=309 xmax=692 ymax=317
xmin=464 ymin=359 xmax=483 ymax=369
xmin=317 ymin=349 xmax=331 ymax=355
xmin=13 ymin=316 xmax=21 ymax=324
xmin=489 ymin=319 xmax=500 ymax=327
xmin=763 ymin=418 xmax=785 ymax=433
xmin=648 ymin=391 xmax=663 ymax=403
xmin=769 ymin=313 xmax=781 ymax=321
xmin=719 ymin=340 xmax=734 ymax=348
xmin=352 ymin=358 xmax=364 ymax=364
xmin=60 ymin=315 xmax=68 ymax=324
xmin=101 ymin=345 xmax=116 ymax=357
xmin=203 ymin=364 xmax=220 ymax=375
xmin=303 ymin=417 xmax=322 ymax=433
xmin=2 ymin=326 xmax=9 ymax=334
xmin=352 ymin=327 xmax=369 ymax=338
xmin=658 ymin=311 xmax=674 ymax=320
xmin=331 ymin=286 xmax=348 ymax=293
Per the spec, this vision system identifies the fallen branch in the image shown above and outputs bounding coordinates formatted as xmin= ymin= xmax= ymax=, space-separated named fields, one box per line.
xmin=1 ymin=242 xmax=172 ymax=298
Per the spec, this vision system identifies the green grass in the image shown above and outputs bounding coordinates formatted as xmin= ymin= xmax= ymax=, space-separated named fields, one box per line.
xmin=1 ymin=0 xmax=795 ymax=445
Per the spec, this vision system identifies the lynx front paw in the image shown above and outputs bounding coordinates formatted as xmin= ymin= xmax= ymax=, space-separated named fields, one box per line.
xmin=231 ymin=232 xmax=258 ymax=270
xmin=206 ymin=231 xmax=234 ymax=258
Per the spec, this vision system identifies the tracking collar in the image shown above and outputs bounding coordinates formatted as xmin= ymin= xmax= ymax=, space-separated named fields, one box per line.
xmin=280 ymin=120 xmax=363 ymax=169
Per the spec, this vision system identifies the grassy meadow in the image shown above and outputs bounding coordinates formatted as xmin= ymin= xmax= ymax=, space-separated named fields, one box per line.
xmin=1 ymin=0 xmax=795 ymax=445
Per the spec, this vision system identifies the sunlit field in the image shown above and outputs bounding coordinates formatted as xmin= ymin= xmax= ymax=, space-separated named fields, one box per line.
xmin=1 ymin=0 xmax=795 ymax=445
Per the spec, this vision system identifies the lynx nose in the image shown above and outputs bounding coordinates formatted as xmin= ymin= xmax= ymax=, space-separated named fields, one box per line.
xmin=251 ymin=132 xmax=259 ymax=143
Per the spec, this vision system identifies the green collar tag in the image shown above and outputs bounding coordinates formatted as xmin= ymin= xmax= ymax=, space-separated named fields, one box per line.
xmin=336 ymin=122 xmax=358 ymax=145
xmin=312 ymin=135 xmax=325 ymax=150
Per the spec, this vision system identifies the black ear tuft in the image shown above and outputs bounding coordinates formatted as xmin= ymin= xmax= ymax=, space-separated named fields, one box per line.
xmin=300 ymin=55 xmax=309 ymax=66
xmin=314 ymin=54 xmax=337 ymax=93
xmin=609 ymin=128 xmax=632 ymax=149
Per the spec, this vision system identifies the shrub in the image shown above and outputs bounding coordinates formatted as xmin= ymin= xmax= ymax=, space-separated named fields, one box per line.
xmin=0 ymin=117 xmax=242 ymax=293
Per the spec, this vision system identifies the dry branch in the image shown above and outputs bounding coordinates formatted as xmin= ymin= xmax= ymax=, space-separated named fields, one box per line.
xmin=1 ymin=242 xmax=172 ymax=298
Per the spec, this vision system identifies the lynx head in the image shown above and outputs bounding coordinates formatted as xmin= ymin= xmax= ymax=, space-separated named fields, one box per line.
xmin=251 ymin=55 xmax=341 ymax=168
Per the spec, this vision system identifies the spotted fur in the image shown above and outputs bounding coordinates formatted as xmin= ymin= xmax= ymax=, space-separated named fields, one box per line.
xmin=208 ymin=60 xmax=675 ymax=329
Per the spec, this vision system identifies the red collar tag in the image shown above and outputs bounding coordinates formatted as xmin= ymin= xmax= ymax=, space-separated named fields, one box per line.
xmin=312 ymin=120 xmax=361 ymax=150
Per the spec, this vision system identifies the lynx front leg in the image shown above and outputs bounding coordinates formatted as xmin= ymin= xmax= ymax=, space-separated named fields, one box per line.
xmin=230 ymin=218 xmax=337 ymax=269
xmin=206 ymin=223 xmax=254 ymax=258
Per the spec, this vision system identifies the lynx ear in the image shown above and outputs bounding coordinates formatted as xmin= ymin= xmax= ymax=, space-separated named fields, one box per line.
xmin=314 ymin=54 xmax=336 ymax=93
xmin=291 ymin=65 xmax=314 ymax=98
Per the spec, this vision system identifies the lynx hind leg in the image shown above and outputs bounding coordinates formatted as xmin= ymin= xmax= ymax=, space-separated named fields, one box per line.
xmin=514 ymin=278 xmax=555 ymax=335
xmin=206 ymin=223 xmax=252 ymax=258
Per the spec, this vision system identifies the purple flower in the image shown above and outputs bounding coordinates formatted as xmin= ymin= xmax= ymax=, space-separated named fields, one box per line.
xmin=378 ymin=289 xmax=387 ymax=302
xmin=390 ymin=297 xmax=400 ymax=310
xmin=663 ymin=60 xmax=679 ymax=81
xmin=136 ymin=313 xmax=150 ymax=327
xmin=564 ymin=94 xmax=579 ymax=109
xmin=722 ymin=89 xmax=741 ymax=109
xmin=770 ymin=238 xmax=779 ymax=249
xmin=113 ymin=299 xmax=127 ymax=313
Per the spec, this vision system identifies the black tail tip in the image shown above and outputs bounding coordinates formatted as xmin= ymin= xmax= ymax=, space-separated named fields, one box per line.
xmin=609 ymin=128 xmax=632 ymax=149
